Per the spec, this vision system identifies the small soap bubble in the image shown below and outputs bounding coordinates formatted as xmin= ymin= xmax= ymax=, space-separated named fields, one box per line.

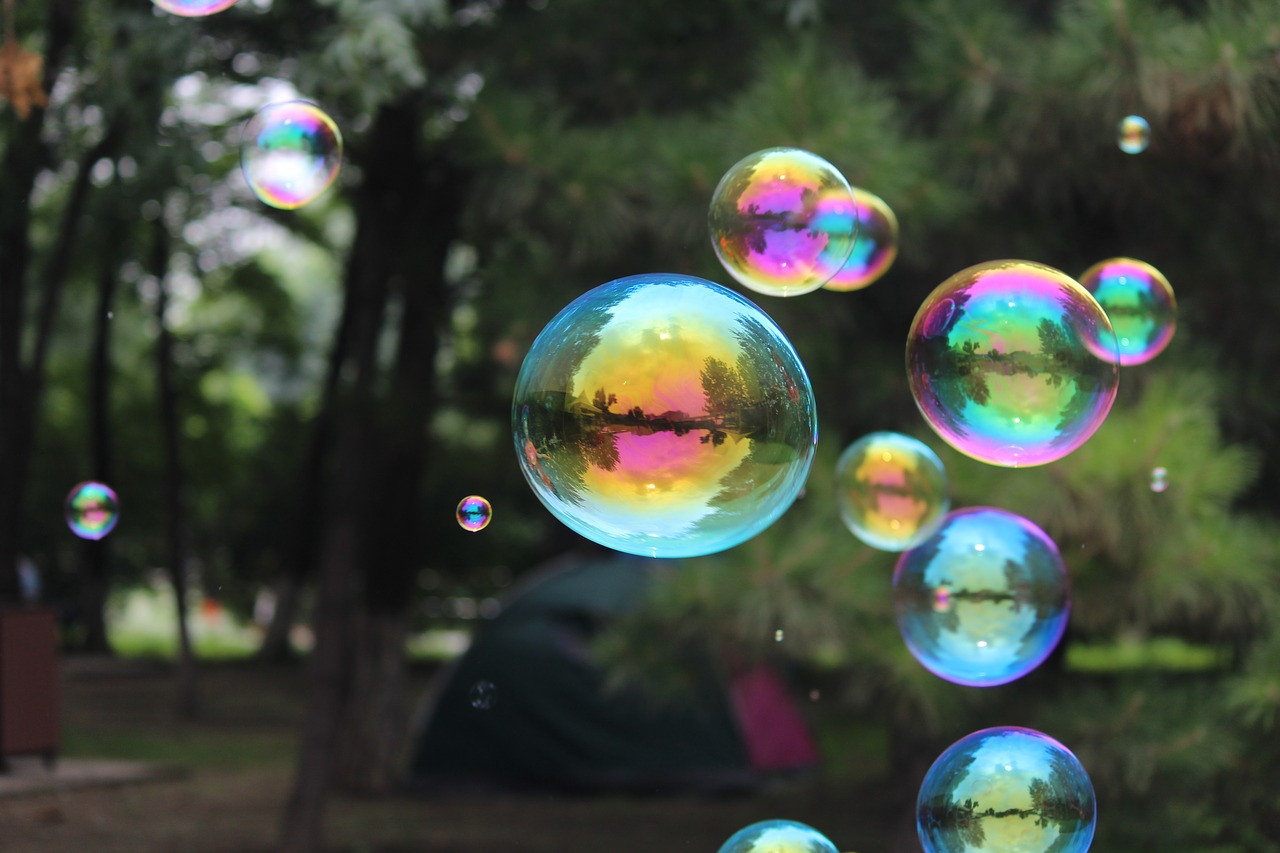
xmin=808 ymin=688 xmax=820 ymax=702
xmin=469 ymin=680 xmax=496 ymax=710
xmin=906 ymin=260 xmax=1119 ymax=467
xmin=918 ymin=727 xmax=1096 ymax=853
xmin=1078 ymin=257 xmax=1176 ymax=366
xmin=822 ymin=188 xmax=899 ymax=292
xmin=1117 ymin=114 xmax=1150 ymax=154
xmin=894 ymin=507 xmax=1070 ymax=687
xmin=835 ymin=432 xmax=949 ymax=552
xmin=717 ymin=819 xmax=839 ymax=853
xmin=774 ymin=629 xmax=785 ymax=643
xmin=456 ymin=495 xmax=493 ymax=532
xmin=64 ymin=481 xmax=119 ymax=541
xmin=152 ymin=0 xmax=238 ymax=16
xmin=513 ymin=273 xmax=817 ymax=558
xmin=1150 ymin=466 xmax=1168 ymax=493
xmin=241 ymin=101 xmax=343 ymax=210
xmin=708 ymin=148 xmax=857 ymax=297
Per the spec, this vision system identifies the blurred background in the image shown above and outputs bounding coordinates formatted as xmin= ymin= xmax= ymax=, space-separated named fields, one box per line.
xmin=1 ymin=0 xmax=1278 ymax=851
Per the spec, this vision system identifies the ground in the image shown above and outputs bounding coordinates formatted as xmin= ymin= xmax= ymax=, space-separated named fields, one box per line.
xmin=0 ymin=660 xmax=903 ymax=853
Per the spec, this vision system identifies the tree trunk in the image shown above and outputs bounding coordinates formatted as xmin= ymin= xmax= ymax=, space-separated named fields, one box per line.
xmin=334 ymin=609 xmax=408 ymax=792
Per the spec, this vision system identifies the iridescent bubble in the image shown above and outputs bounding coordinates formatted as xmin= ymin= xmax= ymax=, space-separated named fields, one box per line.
xmin=1150 ymin=466 xmax=1168 ymax=493
xmin=153 ymin=0 xmax=238 ymax=16
xmin=1078 ymin=257 xmax=1176 ymax=366
xmin=708 ymin=148 xmax=857 ymax=297
xmin=1117 ymin=114 xmax=1150 ymax=154
xmin=513 ymin=273 xmax=817 ymax=558
xmin=918 ymin=726 xmax=1096 ymax=853
xmin=456 ymin=495 xmax=493 ymax=532
xmin=774 ymin=629 xmax=785 ymax=643
xmin=905 ymin=260 xmax=1119 ymax=467
xmin=893 ymin=507 xmax=1070 ymax=687
xmin=64 ymin=481 xmax=119 ymax=541
xmin=469 ymin=680 xmax=496 ymax=710
xmin=821 ymin=188 xmax=899 ymax=292
xmin=717 ymin=819 xmax=839 ymax=853
xmin=835 ymin=431 xmax=949 ymax=552
xmin=240 ymin=101 xmax=343 ymax=210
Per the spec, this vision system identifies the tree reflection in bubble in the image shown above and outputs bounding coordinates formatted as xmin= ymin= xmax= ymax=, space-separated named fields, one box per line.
xmin=716 ymin=818 xmax=839 ymax=853
xmin=513 ymin=274 xmax=817 ymax=558
xmin=918 ymin=727 xmax=1096 ymax=853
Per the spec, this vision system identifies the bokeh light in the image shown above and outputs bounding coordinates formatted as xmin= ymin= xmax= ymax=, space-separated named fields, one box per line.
xmin=834 ymin=432 xmax=949 ymax=552
xmin=1078 ymin=257 xmax=1176 ymax=366
xmin=65 ymin=481 xmax=120 ymax=541
xmin=821 ymin=187 xmax=899 ymax=292
xmin=905 ymin=260 xmax=1119 ymax=467
xmin=894 ymin=507 xmax=1070 ymax=687
xmin=513 ymin=273 xmax=817 ymax=558
xmin=918 ymin=726 xmax=1096 ymax=853
xmin=153 ymin=0 xmax=238 ymax=16
xmin=716 ymin=819 xmax=839 ymax=853
xmin=456 ymin=495 xmax=493 ymax=532
xmin=1117 ymin=114 xmax=1150 ymax=154
xmin=708 ymin=148 xmax=857 ymax=297
xmin=241 ymin=101 xmax=343 ymax=210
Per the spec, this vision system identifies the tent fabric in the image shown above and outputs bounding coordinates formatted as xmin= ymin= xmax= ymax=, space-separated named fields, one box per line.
xmin=409 ymin=555 xmax=819 ymax=793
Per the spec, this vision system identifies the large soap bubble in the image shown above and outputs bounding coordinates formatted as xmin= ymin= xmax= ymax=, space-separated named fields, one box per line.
xmin=65 ymin=481 xmax=119 ymax=541
xmin=153 ymin=0 xmax=238 ymax=15
xmin=717 ymin=819 xmax=839 ymax=853
xmin=241 ymin=101 xmax=343 ymax=210
xmin=708 ymin=148 xmax=857 ymax=297
xmin=1078 ymin=257 xmax=1176 ymax=366
xmin=905 ymin=260 xmax=1119 ymax=468
xmin=513 ymin=273 xmax=817 ymax=558
xmin=821 ymin=188 xmax=899 ymax=292
xmin=918 ymin=726 xmax=1096 ymax=853
xmin=894 ymin=507 xmax=1069 ymax=687
xmin=835 ymin=432 xmax=948 ymax=552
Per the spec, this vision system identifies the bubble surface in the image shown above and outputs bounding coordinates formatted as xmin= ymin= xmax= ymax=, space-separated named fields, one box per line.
xmin=1078 ymin=257 xmax=1176 ymax=366
xmin=513 ymin=273 xmax=817 ymax=558
xmin=709 ymin=148 xmax=856 ymax=297
xmin=65 ymin=481 xmax=119 ymax=541
xmin=918 ymin=726 xmax=1096 ymax=853
xmin=822 ymin=188 xmax=899 ymax=292
xmin=241 ymin=101 xmax=343 ymax=210
xmin=153 ymin=0 xmax=238 ymax=15
xmin=835 ymin=432 xmax=949 ymax=552
xmin=469 ymin=680 xmax=496 ymax=710
xmin=1150 ymin=466 xmax=1168 ymax=493
xmin=1117 ymin=114 xmax=1150 ymax=154
xmin=717 ymin=819 xmax=839 ymax=853
xmin=906 ymin=260 xmax=1119 ymax=467
xmin=894 ymin=507 xmax=1070 ymax=687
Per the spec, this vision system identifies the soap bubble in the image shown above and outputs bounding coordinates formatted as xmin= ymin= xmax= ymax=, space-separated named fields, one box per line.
xmin=894 ymin=507 xmax=1070 ymax=687
xmin=774 ymin=629 xmax=785 ymax=642
xmin=65 ymin=481 xmax=119 ymax=541
xmin=241 ymin=101 xmax=343 ymax=210
xmin=918 ymin=726 xmax=1096 ymax=853
xmin=1150 ymin=466 xmax=1168 ymax=493
xmin=905 ymin=260 xmax=1119 ymax=467
xmin=822 ymin=188 xmax=899 ymax=292
xmin=469 ymin=680 xmax=496 ymax=710
xmin=1077 ymin=257 xmax=1176 ymax=366
xmin=153 ymin=0 xmax=238 ymax=16
xmin=1117 ymin=114 xmax=1150 ymax=154
xmin=513 ymin=273 xmax=817 ymax=558
xmin=835 ymin=432 xmax=949 ymax=552
xmin=708 ymin=148 xmax=857 ymax=297
xmin=456 ymin=495 xmax=493 ymax=532
xmin=717 ymin=819 xmax=839 ymax=853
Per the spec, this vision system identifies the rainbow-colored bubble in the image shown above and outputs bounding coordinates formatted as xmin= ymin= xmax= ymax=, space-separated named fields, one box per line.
xmin=1117 ymin=114 xmax=1150 ymax=154
xmin=1078 ymin=257 xmax=1176 ymax=365
xmin=241 ymin=101 xmax=343 ymax=210
xmin=513 ymin=273 xmax=817 ymax=558
xmin=905 ymin=260 xmax=1119 ymax=468
xmin=708 ymin=148 xmax=857 ymax=297
xmin=894 ymin=507 xmax=1070 ymax=687
xmin=65 ymin=481 xmax=120 ymax=541
xmin=835 ymin=432 xmax=949 ymax=552
xmin=153 ymin=0 xmax=238 ymax=16
xmin=1150 ymin=466 xmax=1168 ymax=493
xmin=822 ymin=188 xmax=899 ymax=292
xmin=918 ymin=727 xmax=1096 ymax=853
xmin=456 ymin=496 xmax=493 ymax=532
xmin=717 ymin=819 xmax=839 ymax=853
